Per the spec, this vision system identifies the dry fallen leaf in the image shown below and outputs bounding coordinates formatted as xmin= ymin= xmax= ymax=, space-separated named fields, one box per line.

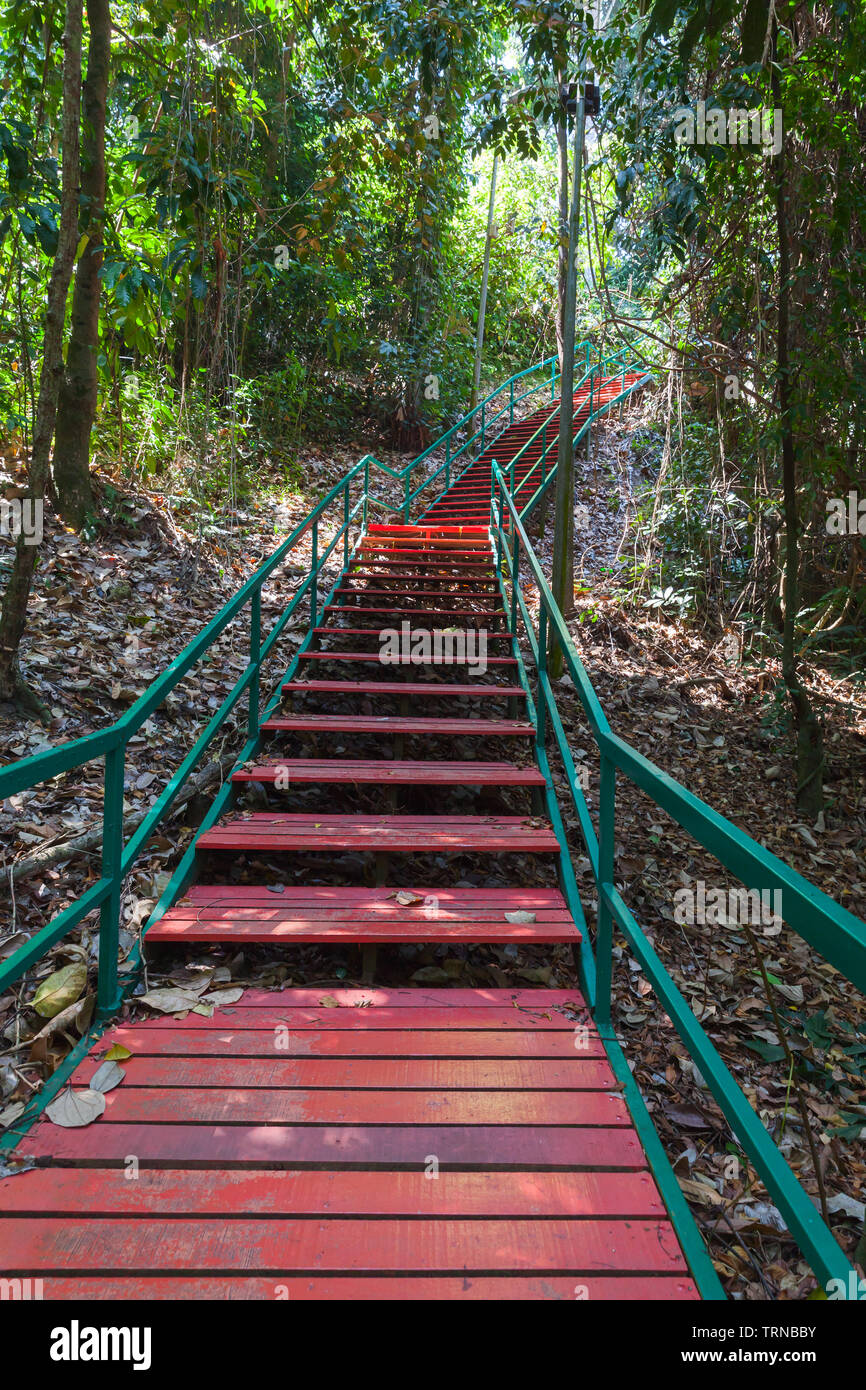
xmin=45 ymin=1087 xmax=106 ymax=1128
xmin=89 ymin=1060 xmax=125 ymax=1093
xmin=32 ymin=963 xmax=87 ymax=1019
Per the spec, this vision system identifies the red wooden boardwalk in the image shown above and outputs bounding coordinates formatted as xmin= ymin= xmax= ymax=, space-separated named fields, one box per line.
xmin=8 ymin=988 xmax=696 ymax=1299
xmin=0 ymin=457 xmax=699 ymax=1298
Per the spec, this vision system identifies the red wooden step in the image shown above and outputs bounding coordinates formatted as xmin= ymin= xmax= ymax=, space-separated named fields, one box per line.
xmin=324 ymin=606 xmax=503 ymax=622
xmin=233 ymin=759 xmax=544 ymax=786
xmin=74 ymin=1056 xmax=608 ymax=1090
xmin=17 ymin=1276 xmax=697 ymax=1300
xmin=3 ymin=1168 xmax=660 ymax=1218
xmin=299 ymin=652 xmax=518 ymax=666
xmin=2 ymin=1216 xmax=686 ymax=1276
xmin=335 ymin=588 xmax=501 ymax=602
xmin=281 ymin=680 xmax=525 ymax=698
xmin=23 ymin=1119 xmax=648 ymax=1168
xmin=350 ymin=559 xmax=495 ymax=570
xmin=259 ymin=715 xmax=533 ymax=736
xmin=196 ymin=812 xmax=559 ymax=854
xmin=146 ymin=883 xmax=575 ymax=945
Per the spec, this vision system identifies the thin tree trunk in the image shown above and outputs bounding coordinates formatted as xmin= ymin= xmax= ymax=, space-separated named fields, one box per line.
xmin=772 ymin=27 xmax=825 ymax=816
xmin=555 ymin=78 xmax=569 ymax=370
xmin=470 ymin=155 xmax=498 ymax=410
xmin=0 ymin=0 xmax=83 ymax=711
xmin=54 ymin=0 xmax=109 ymax=528
xmin=550 ymin=81 xmax=586 ymax=670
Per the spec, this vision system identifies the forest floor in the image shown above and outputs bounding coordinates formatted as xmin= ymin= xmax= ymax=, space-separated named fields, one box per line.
xmin=0 ymin=392 xmax=864 ymax=1299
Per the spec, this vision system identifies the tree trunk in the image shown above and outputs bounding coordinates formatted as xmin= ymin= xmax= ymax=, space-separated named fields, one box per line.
xmin=54 ymin=0 xmax=110 ymax=529
xmin=550 ymin=84 xmax=586 ymax=673
xmin=0 ymin=0 xmax=83 ymax=710
xmin=772 ymin=28 xmax=825 ymax=817
xmin=555 ymin=80 xmax=569 ymax=370
xmin=470 ymin=155 xmax=498 ymax=410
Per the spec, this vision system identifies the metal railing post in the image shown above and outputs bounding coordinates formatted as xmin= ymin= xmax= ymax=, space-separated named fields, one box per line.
xmin=445 ymin=435 xmax=451 ymax=490
xmin=343 ymin=481 xmax=350 ymax=567
xmin=595 ymin=753 xmax=616 ymax=1027
xmin=480 ymin=400 xmax=486 ymax=452
xmin=310 ymin=519 xmax=319 ymax=629
xmin=550 ymin=357 xmax=556 ymax=400
xmin=96 ymin=743 xmax=125 ymax=1019
xmin=363 ymin=457 xmax=369 ymax=530
xmin=248 ymin=587 xmax=261 ymax=738
xmin=536 ymin=604 xmax=548 ymax=748
xmin=509 ymin=379 xmax=514 ymax=424
xmin=510 ymin=529 xmax=520 ymax=635
xmin=403 ymin=470 xmax=411 ymax=523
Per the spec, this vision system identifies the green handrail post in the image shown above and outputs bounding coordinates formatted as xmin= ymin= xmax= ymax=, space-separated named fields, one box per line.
xmin=403 ymin=469 xmax=411 ymax=522
xmin=587 ymin=370 xmax=594 ymax=463
xmin=445 ymin=435 xmax=450 ymax=490
xmin=550 ymin=357 xmax=556 ymax=400
xmin=595 ymin=753 xmax=616 ymax=1027
xmin=310 ymin=518 xmax=319 ymax=629
xmin=536 ymin=605 xmax=548 ymax=748
xmin=343 ymin=481 xmax=350 ymax=567
xmin=96 ymin=743 xmax=125 ymax=1019
xmin=480 ymin=399 xmax=486 ymax=453
xmin=510 ymin=530 xmax=520 ymax=635
xmin=363 ymin=457 xmax=369 ymax=529
xmin=509 ymin=379 xmax=514 ymax=424
xmin=248 ymin=586 xmax=261 ymax=739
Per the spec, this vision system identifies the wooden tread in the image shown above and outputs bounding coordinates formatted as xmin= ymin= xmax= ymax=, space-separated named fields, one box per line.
xmin=146 ymin=885 xmax=577 ymax=945
xmin=281 ymin=680 xmax=525 ymax=698
xmin=260 ymin=714 xmax=534 ymax=736
xmin=196 ymin=813 xmax=560 ymax=854
xmin=233 ymin=759 xmax=544 ymax=786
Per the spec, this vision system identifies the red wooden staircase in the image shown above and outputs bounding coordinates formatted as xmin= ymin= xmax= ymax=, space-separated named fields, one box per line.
xmin=421 ymin=373 xmax=644 ymax=526
xmin=6 ymin=517 xmax=698 ymax=1298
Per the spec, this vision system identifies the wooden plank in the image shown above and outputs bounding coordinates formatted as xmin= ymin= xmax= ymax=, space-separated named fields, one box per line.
xmin=191 ymin=986 xmax=588 ymax=1008
xmin=259 ymin=716 xmax=534 ymax=735
xmin=91 ymin=1029 xmax=605 ymax=1059
xmin=280 ymin=681 xmax=525 ymax=697
xmin=232 ymin=760 xmax=545 ymax=786
xmin=146 ymin=918 xmax=577 ymax=943
xmin=90 ymin=1086 xmax=630 ymax=1125
xmin=98 ymin=1008 xmax=586 ymax=1032
xmin=1 ymin=1168 xmax=663 ymax=1218
xmin=181 ymin=885 xmax=569 ymax=907
xmin=196 ymin=814 xmax=559 ymax=854
xmin=24 ymin=1275 xmax=698 ymax=1299
xmin=25 ymin=1122 xmax=646 ymax=1169
xmin=0 ymin=1217 xmax=688 ymax=1274
xmin=72 ymin=1056 xmax=614 ymax=1091
xmin=301 ymin=650 xmax=517 ymax=664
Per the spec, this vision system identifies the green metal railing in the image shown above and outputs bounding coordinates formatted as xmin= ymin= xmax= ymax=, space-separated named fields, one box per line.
xmin=404 ymin=347 xmax=594 ymax=522
xmin=0 ymin=464 xmax=376 ymax=1014
xmin=490 ymin=348 xmax=652 ymax=528
xmin=490 ymin=460 xmax=866 ymax=1299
